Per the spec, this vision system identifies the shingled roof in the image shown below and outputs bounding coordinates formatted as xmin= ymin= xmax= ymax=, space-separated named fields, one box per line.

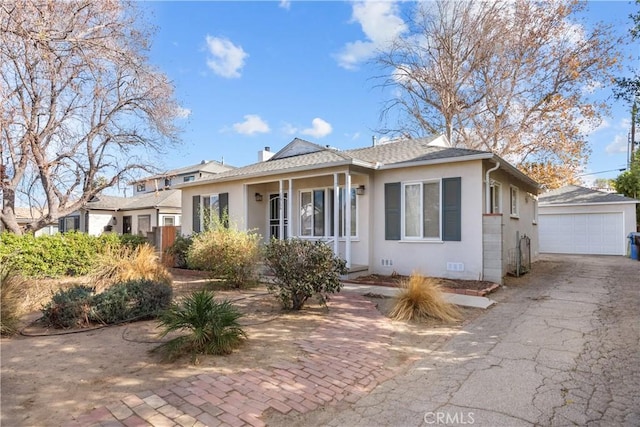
xmin=85 ymin=190 xmax=181 ymax=211
xmin=539 ymin=185 xmax=639 ymax=205
xmin=177 ymin=135 xmax=509 ymax=187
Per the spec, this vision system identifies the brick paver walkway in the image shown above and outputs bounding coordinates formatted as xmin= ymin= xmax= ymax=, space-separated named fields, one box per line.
xmin=64 ymin=293 xmax=399 ymax=427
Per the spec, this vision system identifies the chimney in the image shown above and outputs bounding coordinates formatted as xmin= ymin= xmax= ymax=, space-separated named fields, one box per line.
xmin=372 ymin=135 xmax=377 ymax=146
xmin=258 ymin=146 xmax=274 ymax=162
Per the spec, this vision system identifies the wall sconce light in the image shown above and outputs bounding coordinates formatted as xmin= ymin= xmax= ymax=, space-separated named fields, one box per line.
xmin=255 ymin=192 xmax=263 ymax=202
xmin=356 ymin=185 xmax=366 ymax=196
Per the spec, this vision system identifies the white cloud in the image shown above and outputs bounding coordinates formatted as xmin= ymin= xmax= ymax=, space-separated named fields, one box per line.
xmin=232 ymin=115 xmax=270 ymax=135
xmin=605 ymin=133 xmax=628 ymax=154
xmin=279 ymin=0 xmax=290 ymax=10
xmin=175 ymin=106 xmax=191 ymax=119
xmin=335 ymin=1 xmax=407 ymax=70
xmin=281 ymin=123 xmax=298 ymax=135
xmin=205 ymin=35 xmax=248 ymax=78
xmin=301 ymin=118 xmax=333 ymax=138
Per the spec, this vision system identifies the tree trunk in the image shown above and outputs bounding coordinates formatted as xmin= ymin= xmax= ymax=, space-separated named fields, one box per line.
xmin=1 ymin=188 xmax=23 ymax=235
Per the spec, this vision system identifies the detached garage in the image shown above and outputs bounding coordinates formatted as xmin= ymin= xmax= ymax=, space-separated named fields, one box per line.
xmin=539 ymin=185 xmax=638 ymax=255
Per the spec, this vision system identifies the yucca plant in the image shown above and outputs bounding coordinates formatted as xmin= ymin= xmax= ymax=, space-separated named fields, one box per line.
xmin=389 ymin=273 xmax=461 ymax=322
xmin=154 ymin=290 xmax=247 ymax=362
xmin=92 ymin=243 xmax=171 ymax=291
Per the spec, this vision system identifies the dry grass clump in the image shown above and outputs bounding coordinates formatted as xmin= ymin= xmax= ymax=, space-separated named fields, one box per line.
xmin=1 ymin=264 xmax=27 ymax=336
xmin=389 ymin=273 xmax=461 ymax=322
xmin=92 ymin=244 xmax=172 ymax=291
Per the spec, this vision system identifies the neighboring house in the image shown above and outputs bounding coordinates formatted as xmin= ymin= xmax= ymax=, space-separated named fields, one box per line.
xmin=59 ymin=190 xmax=182 ymax=236
xmin=129 ymin=160 xmax=233 ymax=196
xmin=0 ymin=207 xmax=58 ymax=236
xmin=59 ymin=160 xmax=235 ymax=236
xmin=176 ymin=136 xmax=540 ymax=284
xmin=539 ymin=185 xmax=639 ymax=255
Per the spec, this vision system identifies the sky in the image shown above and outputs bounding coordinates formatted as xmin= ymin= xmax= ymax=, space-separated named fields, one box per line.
xmin=140 ymin=0 xmax=639 ymax=187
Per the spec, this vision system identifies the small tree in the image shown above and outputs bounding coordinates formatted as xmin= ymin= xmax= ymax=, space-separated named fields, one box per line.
xmin=614 ymin=151 xmax=640 ymax=229
xmin=263 ymin=238 xmax=347 ymax=310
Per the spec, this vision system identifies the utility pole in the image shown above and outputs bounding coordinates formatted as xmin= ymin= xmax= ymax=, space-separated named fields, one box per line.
xmin=630 ymin=101 xmax=637 ymax=169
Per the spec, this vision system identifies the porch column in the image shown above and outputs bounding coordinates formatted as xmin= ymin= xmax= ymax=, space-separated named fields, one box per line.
xmin=333 ymin=173 xmax=339 ymax=256
xmin=288 ymin=178 xmax=293 ymax=239
xmin=345 ymin=173 xmax=352 ymax=268
xmin=279 ymin=179 xmax=284 ymax=240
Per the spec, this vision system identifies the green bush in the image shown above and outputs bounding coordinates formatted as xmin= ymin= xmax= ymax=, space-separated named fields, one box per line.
xmin=41 ymin=280 xmax=172 ymax=328
xmin=41 ymin=285 xmax=95 ymax=328
xmin=0 ymin=231 xmax=121 ymax=278
xmin=187 ymin=226 xmax=261 ymax=288
xmin=263 ymin=238 xmax=347 ymax=310
xmin=165 ymin=234 xmax=193 ymax=268
xmin=118 ymin=234 xmax=149 ymax=248
xmin=92 ymin=279 xmax=173 ymax=323
xmin=154 ymin=290 xmax=246 ymax=362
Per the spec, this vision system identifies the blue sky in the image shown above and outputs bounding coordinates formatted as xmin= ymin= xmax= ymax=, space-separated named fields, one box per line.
xmin=142 ymin=1 xmax=639 ymax=186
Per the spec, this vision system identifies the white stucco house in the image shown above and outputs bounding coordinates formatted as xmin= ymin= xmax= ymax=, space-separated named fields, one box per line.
xmin=58 ymin=190 xmax=182 ymax=236
xmin=58 ymin=160 xmax=235 ymax=236
xmin=539 ymin=185 xmax=639 ymax=255
xmin=176 ymin=135 xmax=541 ymax=284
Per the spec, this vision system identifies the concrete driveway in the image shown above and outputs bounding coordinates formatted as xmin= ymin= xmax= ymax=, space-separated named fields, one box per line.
xmin=293 ymin=254 xmax=640 ymax=426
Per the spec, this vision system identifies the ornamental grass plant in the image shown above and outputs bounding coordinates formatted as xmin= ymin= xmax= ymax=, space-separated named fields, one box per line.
xmin=91 ymin=243 xmax=171 ymax=291
xmin=389 ymin=273 xmax=461 ymax=322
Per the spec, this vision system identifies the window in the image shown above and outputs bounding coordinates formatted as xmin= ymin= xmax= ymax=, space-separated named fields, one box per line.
xmin=183 ymin=176 xmax=195 ymax=183
xmin=299 ymin=187 xmax=357 ymax=238
xmin=403 ymin=181 xmax=441 ymax=239
xmin=164 ymin=178 xmax=171 ymax=187
xmin=192 ymin=192 xmax=228 ymax=232
xmin=163 ymin=216 xmax=175 ymax=226
xmin=64 ymin=216 xmax=79 ymax=232
xmin=138 ymin=215 xmax=151 ymax=235
xmin=136 ymin=183 xmax=146 ymax=192
xmin=489 ymin=181 xmax=502 ymax=213
xmin=385 ymin=178 xmax=461 ymax=242
xmin=510 ymin=186 xmax=519 ymax=217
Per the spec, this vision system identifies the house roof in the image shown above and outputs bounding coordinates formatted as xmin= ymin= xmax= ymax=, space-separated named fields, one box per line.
xmin=539 ymin=185 xmax=639 ymax=205
xmin=129 ymin=160 xmax=234 ymax=184
xmin=175 ymin=135 xmax=538 ymax=190
xmin=86 ymin=189 xmax=181 ymax=211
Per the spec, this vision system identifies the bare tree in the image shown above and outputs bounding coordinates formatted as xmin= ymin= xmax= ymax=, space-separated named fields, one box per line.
xmin=0 ymin=0 xmax=179 ymax=234
xmin=375 ymin=0 xmax=620 ymax=189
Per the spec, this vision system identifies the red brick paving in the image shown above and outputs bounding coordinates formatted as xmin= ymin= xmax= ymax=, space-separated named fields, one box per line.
xmin=65 ymin=293 xmax=400 ymax=426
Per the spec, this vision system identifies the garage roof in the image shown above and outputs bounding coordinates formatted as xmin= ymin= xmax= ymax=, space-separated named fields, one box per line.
xmin=539 ymin=185 xmax=639 ymax=205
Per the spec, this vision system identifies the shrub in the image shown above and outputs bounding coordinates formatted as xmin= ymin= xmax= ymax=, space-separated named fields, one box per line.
xmin=263 ymin=238 xmax=347 ymax=310
xmin=0 ymin=260 xmax=28 ymax=336
xmin=187 ymin=226 xmax=261 ymax=288
xmin=41 ymin=280 xmax=172 ymax=328
xmin=91 ymin=243 xmax=172 ymax=291
xmin=41 ymin=285 xmax=95 ymax=328
xmin=92 ymin=279 xmax=173 ymax=324
xmin=165 ymin=234 xmax=193 ymax=269
xmin=154 ymin=290 xmax=246 ymax=362
xmin=118 ymin=234 xmax=149 ymax=248
xmin=0 ymin=231 xmax=121 ymax=278
xmin=389 ymin=273 xmax=461 ymax=322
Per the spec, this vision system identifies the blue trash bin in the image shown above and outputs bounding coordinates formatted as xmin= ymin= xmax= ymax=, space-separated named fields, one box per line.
xmin=629 ymin=233 xmax=639 ymax=260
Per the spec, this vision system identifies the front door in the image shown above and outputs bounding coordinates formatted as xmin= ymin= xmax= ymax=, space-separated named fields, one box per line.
xmin=269 ymin=193 xmax=288 ymax=239
xmin=123 ymin=216 xmax=132 ymax=234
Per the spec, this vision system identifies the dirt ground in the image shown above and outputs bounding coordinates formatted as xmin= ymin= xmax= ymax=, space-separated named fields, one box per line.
xmin=0 ymin=271 xmax=486 ymax=427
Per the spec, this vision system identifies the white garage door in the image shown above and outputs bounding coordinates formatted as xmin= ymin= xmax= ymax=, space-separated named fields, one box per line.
xmin=539 ymin=213 xmax=624 ymax=255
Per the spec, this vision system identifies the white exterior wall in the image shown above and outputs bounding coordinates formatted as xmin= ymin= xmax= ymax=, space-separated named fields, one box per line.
xmin=87 ymin=211 xmax=116 ymax=236
xmin=371 ymin=161 xmax=485 ymax=280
